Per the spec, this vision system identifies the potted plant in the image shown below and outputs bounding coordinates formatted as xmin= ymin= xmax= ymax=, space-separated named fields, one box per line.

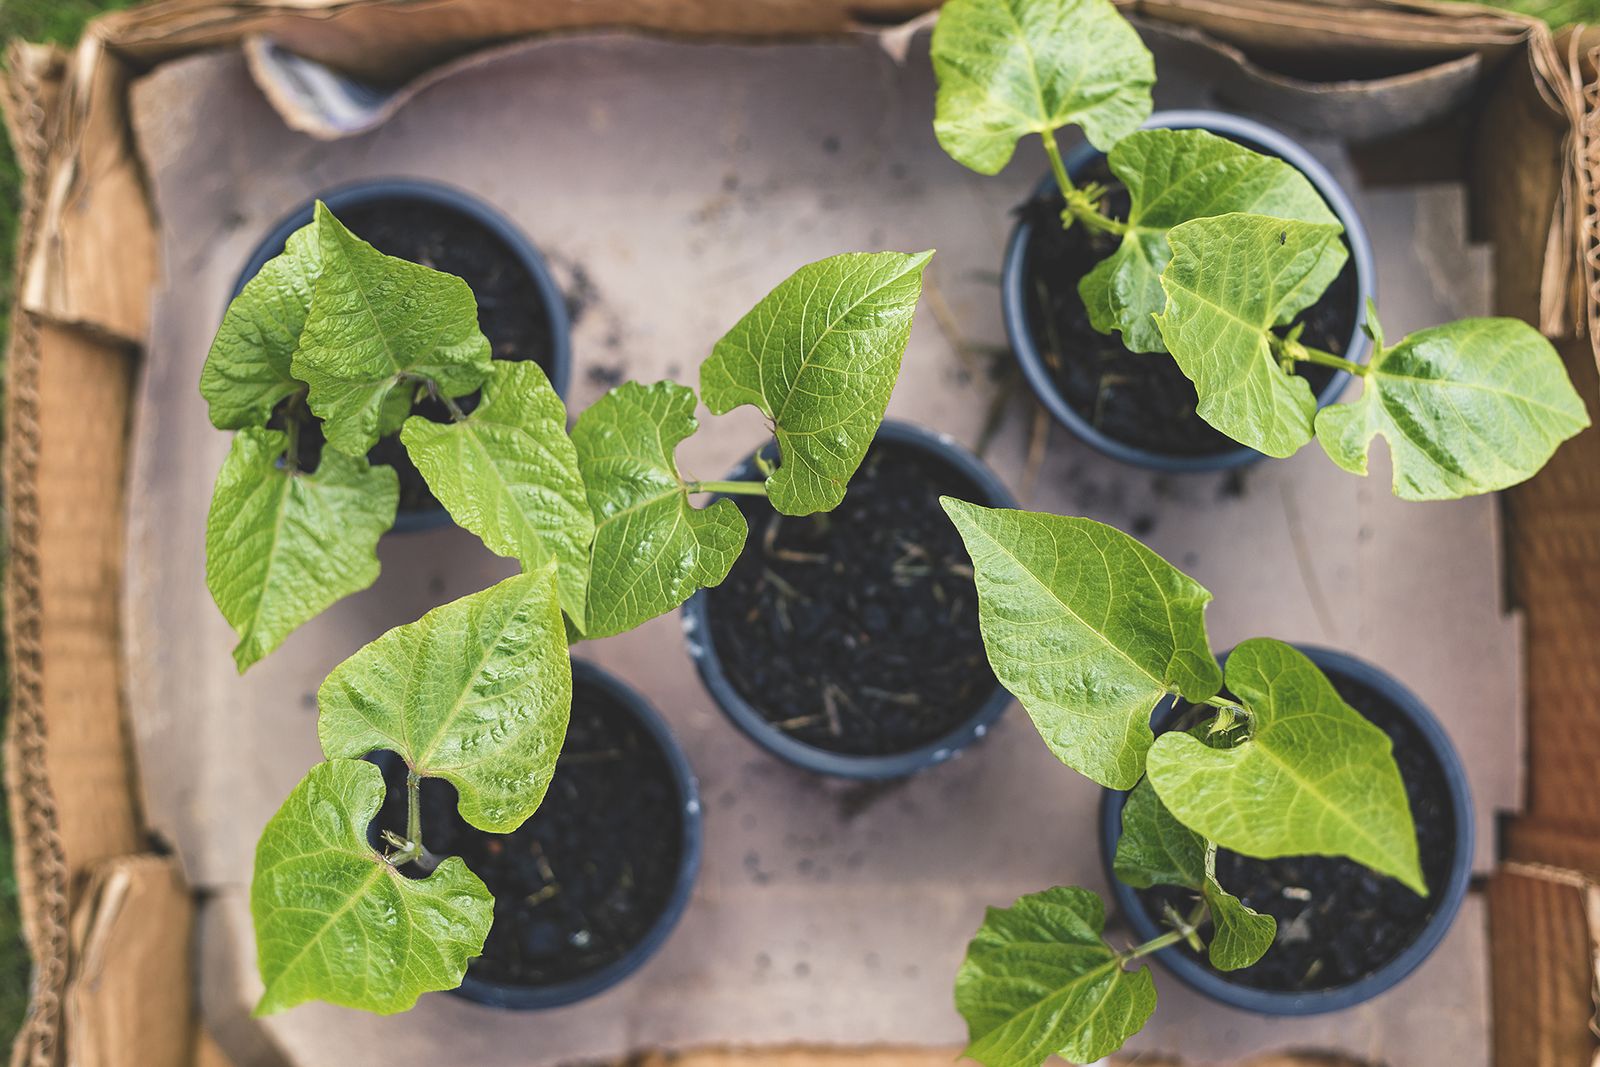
xmin=1100 ymin=644 xmax=1471 ymax=1016
xmin=939 ymin=500 xmax=1470 ymax=1063
xmin=364 ymin=660 xmax=700 ymax=1010
xmin=931 ymin=0 xmax=1589 ymax=486
xmin=217 ymin=178 xmax=572 ymax=535
xmin=217 ymin=210 xmax=939 ymax=1011
xmin=683 ymin=421 xmax=1016 ymax=779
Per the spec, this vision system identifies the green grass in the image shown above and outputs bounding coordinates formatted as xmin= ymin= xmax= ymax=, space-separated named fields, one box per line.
xmin=0 ymin=1 xmax=136 ymax=1053
xmin=1478 ymin=0 xmax=1600 ymax=24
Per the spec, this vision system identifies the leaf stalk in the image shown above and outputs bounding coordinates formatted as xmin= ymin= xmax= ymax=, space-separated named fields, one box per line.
xmin=688 ymin=480 xmax=769 ymax=497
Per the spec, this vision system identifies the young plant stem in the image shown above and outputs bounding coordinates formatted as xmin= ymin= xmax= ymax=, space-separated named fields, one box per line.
xmin=1040 ymin=133 xmax=1128 ymax=237
xmin=1123 ymin=899 xmax=1208 ymax=962
xmin=688 ymin=480 xmax=769 ymax=497
xmin=1276 ymin=334 xmax=1368 ymax=377
xmin=407 ymin=770 xmax=422 ymax=853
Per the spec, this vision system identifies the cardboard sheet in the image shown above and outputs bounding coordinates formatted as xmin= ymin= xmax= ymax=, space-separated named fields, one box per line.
xmin=125 ymin=30 xmax=1521 ymax=1067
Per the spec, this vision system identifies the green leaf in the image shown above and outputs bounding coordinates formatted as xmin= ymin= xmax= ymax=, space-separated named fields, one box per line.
xmin=956 ymin=887 xmax=1156 ymax=1067
xmin=1114 ymin=777 xmax=1204 ymax=889
xmin=401 ymin=362 xmax=593 ymax=629
xmin=1316 ymin=316 xmax=1591 ymax=501
xmin=206 ymin=428 xmax=398 ymax=672
xmin=1146 ymin=638 xmax=1426 ymax=895
xmin=699 ymin=251 xmax=931 ymax=516
xmin=930 ymin=0 xmax=1154 ymax=172
xmin=200 ymin=223 xmax=320 ymax=429
xmin=1202 ymin=870 xmax=1274 ymax=972
xmin=317 ymin=567 xmax=571 ymax=833
xmin=1081 ymin=129 xmax=1338 ymax=353
xmin=1116 ymin=780 xmax=1274 ymax=971
xmin=572 ymin=381 xmax=747 ymax=639
xmin=293 ymin=203 xmax=493 ymax=454
xmin=940 ymin=499 xmax=1221 ymax=789
xmin=1156 ymin=214 xmax=1349 ymax=457
xmin=252 ymin=759 xmax=492 ymax=1016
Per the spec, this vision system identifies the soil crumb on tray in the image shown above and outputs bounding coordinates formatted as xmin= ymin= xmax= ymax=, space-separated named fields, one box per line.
xmin=373 ymin=678 xmax=683 ymax=988
xmin=1138 ymin=670 xmax=1454 ymax=992
xmin=704 ymin=440 xmax=999 ymax=757
xmin=1020 ymin=158 xmax=1355 ymax=460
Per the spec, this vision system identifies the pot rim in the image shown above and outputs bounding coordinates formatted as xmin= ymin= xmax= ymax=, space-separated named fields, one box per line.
xmin=451 ymin=658 xmax=703 ymax=1011
xmin=1097 ymin=643 xmax=1474 ymax=1015
xmin=229 ymin=177 xmax=573 ymax=534
xmin=681 ymin=419 xmax=1017 ymax=780
xmin=1001 ymin=108 xmax=1376 ymax=473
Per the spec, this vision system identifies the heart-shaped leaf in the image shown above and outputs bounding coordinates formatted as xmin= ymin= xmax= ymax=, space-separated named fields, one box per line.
xmin=206 ymin=428 xmax=398 ymax=671
xmin=1316 ymin=315 xmax=1590 ymax=501
xmin=200 ymin=222 xmax=320 ymax=429
xmin=252 ymin=759 xmax=492 ymax=1016
xmin=1145 ymin=638 xmax=1426 ymax=895
xmin=930 ymin=0 xmax=1154 ymax=173
xmin=941 ymin=500 xmax=1221 ymax=789
xmin=1080 ymin=129 xmax=1338 ymax=353
xmin=317 ymin=567 xmax=571 ymax=834
xmin=1202 ymin=869 xmax=1274 ymax=972
xmin=402 ymin=362 xmax=593 ymax=629
xmin=956 ymin=886 xmax=1156 ymax=1067
xmin=573 ymin=381 xmax=747 ymax=639
xmin=700 ymin=251 xmax=931 ymax=516
xmin=293 ymin=203 xmax=492 ymax=455
xmin=1156 ymin=214 xmax=1349 ymax=457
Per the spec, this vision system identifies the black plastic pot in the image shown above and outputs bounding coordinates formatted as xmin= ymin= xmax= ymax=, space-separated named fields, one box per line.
xmin=1002 ymin=109 xmax=1375 ymax=473
xmin=681 ymin=420 xmax=1017 ymax=780
xmin=1098 ymin=645 xmax=1473 ymax=1015
xmin=459 ymin=661 xmax=700 ymax=1010
xmin=367 ymin=660 xmax=700 ymax=1010
xmin=231 ymin=178 xmax=572 ymax=533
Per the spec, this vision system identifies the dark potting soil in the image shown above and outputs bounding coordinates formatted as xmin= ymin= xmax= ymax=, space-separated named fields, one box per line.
xmin=703 ymin=440 xmax=998 ymax=757
xmin=371 ymin=677 xmax=684 ymax=988
xmin=1020 ymin=157 xmax=1357 ymax=459
xmin=272 ymin=199 xmax=556 ymax=512
xmin=1134 ymin=669 xmax=1455 ymax=993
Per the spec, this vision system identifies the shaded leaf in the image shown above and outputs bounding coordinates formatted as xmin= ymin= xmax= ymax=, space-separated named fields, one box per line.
xmin=317 ymin=567 xmax=571 ymax=832
xmin=930 ymin=0 xmax=1154 ymax=172
xmin=294 ymin=203 xmax=492 ymax=454
xmin=252 ymin=759 xmax=492 ymax=1015
xmin=572 ymin=381 xmax=747 ymax=639
xmin=700 ymin=251 xmax=930 ymax=515
xmin=1081 ymin=129 xmax=1338 ymax=352
xmin=206 ymin=428 xmax=398 ymax=671
xmin=402 ymin=362 xmax=593 ymax=628
xmin=1156 ymin=214 xmax=1349 ymax=457
xmin=200 ymin=223 xmax=320 ymax=429
xmin=940 ymin=499 xmax=1220 ymax=788
xmin=1146 ymin=638 xmax=1426 ymax=895
xmin=1316 ymin=315 xmax=1590 ymax=501
xmin=1114 ymin=777 xmax=1204 ymax=889
xmin=1116 ymin=779 xmax=1275 ymax=971
xmin=956 ymin=886 xmax=1156 ymax=1067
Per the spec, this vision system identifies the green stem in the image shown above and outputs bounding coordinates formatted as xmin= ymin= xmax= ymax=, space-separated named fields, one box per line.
xmin=1041 ymin=132 xmax=1075 ymax=204
xmin=406 ymin=770 xmax=422 ymax=854
xmin=1041 ymin=133 xmax=1128 ymax=237
xmin=688 ymin=480 xmax=769 ymax=497
xmin=1124 ymin=928 xmax=1188 ymax=961
xmin=1293 ymin=345 xmax=1368 ymax=377
xmin=1125 ymin=899 xmax=1209 ymax=962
